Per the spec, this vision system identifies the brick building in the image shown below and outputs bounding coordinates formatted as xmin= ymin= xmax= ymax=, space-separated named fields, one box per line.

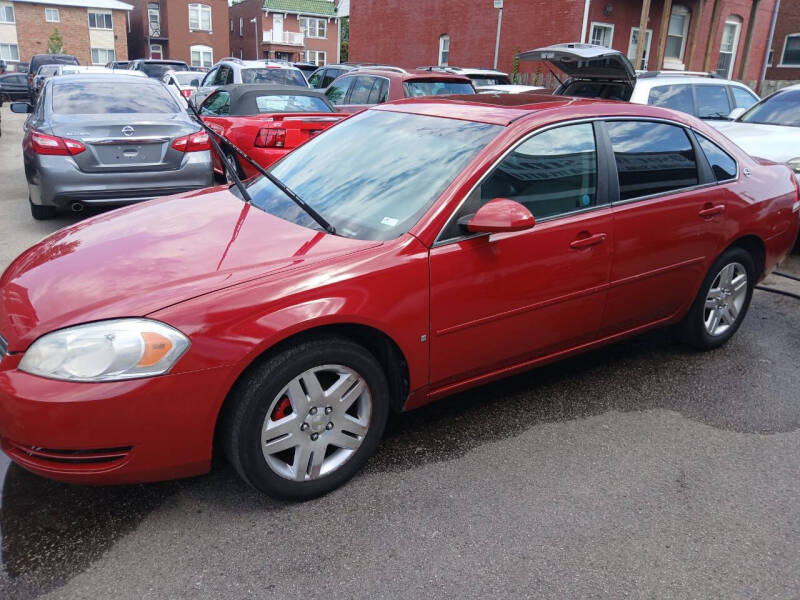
xmin=765 ymin=0 xmax=800 ymax=83
xmin=126 ymin=0 xmax=229 ymax=67
xmin=350 ymin=0 xmax=778 ymax=86
xmin=0 ymin=0 xmax=130 ymax=67
xmin=229 ymin=0 xmax=340 ymax=65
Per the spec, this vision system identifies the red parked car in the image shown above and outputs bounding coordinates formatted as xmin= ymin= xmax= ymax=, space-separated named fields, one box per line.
xmin=324 ymin=67 xmax=476 ymax=113
xmin=199 ymin=84 xmax=348 ymax=179
xmin=0 ymin=95 xmax=798 ymax=500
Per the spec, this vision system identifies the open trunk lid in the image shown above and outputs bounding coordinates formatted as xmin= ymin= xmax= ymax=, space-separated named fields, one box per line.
xmin=519 ymin=43 xmax=636 ymax=83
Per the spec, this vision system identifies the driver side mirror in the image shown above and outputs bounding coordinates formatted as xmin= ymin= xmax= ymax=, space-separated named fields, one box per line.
xmin=461 ymin=198 xmax=535 ymax=234
xmin=10 ymin=102 xmax=32 ymax=114
xmin=727 ymin=107 xmax=746 ymax=120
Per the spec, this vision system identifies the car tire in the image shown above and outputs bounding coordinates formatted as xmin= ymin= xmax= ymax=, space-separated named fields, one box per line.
xmin=680 ymin=247 xmax=755 ymax=350
xmin=29 ymin=196 xmax=56 ymax=220
xmin=223 ymin=148 xmax=244 ymax=183
xmin=222 ymin=336 xmax=390 ymax=501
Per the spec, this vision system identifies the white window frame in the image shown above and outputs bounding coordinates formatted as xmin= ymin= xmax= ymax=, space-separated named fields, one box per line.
xmin=0 ymin=43 xmax=20 ymax=61
xmin=716 ymin=16 xmax=742 ymax=79
xmin=0 ymin=4 xmax=14 ymax=24
xmin=91 ymin=47 xmax=116 ymax=65
xmin=589 ymin=22 xmax=614 ymax=47
xmin=45 ymin=7 xmax=60 ymax=22
xmin=190 ymin=44 xmax=213 ymax=68
xmin=188 ymin=3 xmax=212 ymax=32
xmin=664 ymin=5 xmax=690 ymax=63
xmin=149 ymin=43 xmax=163 ymax=59
xmin=88 ymin=11 xmax=113 ymax=30
xmin=299 ymin=16 xmax=327 ymax=39
xmin=627 ymin=27 xmax=653 ymax=69
xmin=779 ymin=33 xmax=800 ymax=67
xmin=439 ymin=34 xmax=450 ymax=66
xmin=304 ymin=49 xmax=327 ymax=66
xmin=239 ymin=16 xmax=243 ymax=36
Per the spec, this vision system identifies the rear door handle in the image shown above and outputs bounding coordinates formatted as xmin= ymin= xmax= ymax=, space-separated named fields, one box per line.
xmin=570 ymin=233 xmax=607 ymax=249
xmin=699 ymin=204 xmax=725 ymax=218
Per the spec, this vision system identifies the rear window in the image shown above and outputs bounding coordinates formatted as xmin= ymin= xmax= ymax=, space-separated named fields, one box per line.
xmin=52 ymin=81 xmax=181 ymax=114
xmin=254 ymin=94 xmax=331 ymax=113
xmin=31 ymin=55 xmax=78 ymax=71
xmin=468 ymin=75 xmax=511 ymax=86
xmin=140 ymin=62 xmax=188 ymax=78
xmin=403 ymin=80 xmax=475 ymax=97
xmin=174 ymin=72 xmax=203 ymax=85
xmin=242 ymin=68 xmax=307 ymax=86
xmin=648 ymin=84 xmax=694 ymax=114
xmin=38 ymin=65 xmax=59 ymax=77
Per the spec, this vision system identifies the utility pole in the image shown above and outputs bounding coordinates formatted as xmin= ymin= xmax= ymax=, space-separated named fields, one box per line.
xmin=493 ymin=0 xmax=503 ymax=70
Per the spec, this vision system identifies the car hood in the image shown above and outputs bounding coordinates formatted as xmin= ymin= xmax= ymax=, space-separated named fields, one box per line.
xmin=709 ymin=121 xmax=800 ymax=163
xmin=0 ymin=188 xmax=378 ymax=351
xmin=518 ymin=43 xmax=636 ymax=83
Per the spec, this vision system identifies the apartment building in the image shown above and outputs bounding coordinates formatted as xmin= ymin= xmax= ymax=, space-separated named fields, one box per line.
xmin=0 ymin=0 xmax=130 ymax=67
xmin=229 ymin=0 xmax=340 ymax=65
xmin=126 ymin=0 xmax=229 ymax=67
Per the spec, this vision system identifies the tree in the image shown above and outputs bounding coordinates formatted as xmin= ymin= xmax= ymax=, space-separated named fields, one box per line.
xmin=47 ymin=28 xmax=64 ymax=54
xmin=340 ymin=18 xmax=349 ymax=62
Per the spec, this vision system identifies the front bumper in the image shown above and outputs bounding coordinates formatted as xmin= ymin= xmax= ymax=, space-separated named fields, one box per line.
xmin=0 ymin=354 xmax=233 ymax=485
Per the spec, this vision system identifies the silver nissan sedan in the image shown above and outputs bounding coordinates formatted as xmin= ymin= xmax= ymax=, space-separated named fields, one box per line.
xmin=12 ymin=74 xmax=213 ymax=220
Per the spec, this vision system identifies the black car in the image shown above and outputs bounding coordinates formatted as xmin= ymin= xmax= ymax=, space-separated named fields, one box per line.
xmin=0 ymin=72 xmax=30 ymax=102
xmin=292 ymin=61 xmax=319 ymax=80
xmin=28 ymin=54 xmax=79 ymax=98
xmin=129 ymin=59 xmax=190 ymax=78
xmin=307 ymin=64 xmax=358 ymax=89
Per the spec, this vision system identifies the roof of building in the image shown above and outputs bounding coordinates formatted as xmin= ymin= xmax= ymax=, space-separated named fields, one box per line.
xmin=13 ymin=0 xmax=133 ymax=9
xmin=263 ymin=0 xmax=336 ymax=17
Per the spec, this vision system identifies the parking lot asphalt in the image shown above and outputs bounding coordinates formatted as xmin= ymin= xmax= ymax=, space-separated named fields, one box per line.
xmin=1 ymin=105 xmax=800 ymax=599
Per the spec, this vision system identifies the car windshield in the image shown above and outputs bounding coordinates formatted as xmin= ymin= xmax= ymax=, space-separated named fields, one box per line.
xmin=38 ymin=66 xmax=59 ymax=76
xmin=253 ymin=94 xmax=331 ymax=113
xmin=403 ymin=80 xmax=475 ymax=97
xmin=739 ymin=89 xmax=800 ymax=127
xmin=242 ymin=68 xmax=308 ymax=86
xmin=141 ymin=63 xmax=188 ymax=78
xmin=173 ymin=72 xmax=203 ymax=85
xmin=52 ymin=81 xmax=181 ymax=114
xmin=238 ymin=110 xmax=501 ymax=241
xmin=469 ymin=75 xmax=511 ymax=86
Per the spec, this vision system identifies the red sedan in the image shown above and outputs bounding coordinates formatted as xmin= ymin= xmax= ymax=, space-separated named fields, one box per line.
xmin=0 ymin=95 xmax=798 ymax=500
xmin=199 ymin=84 xmax=348 ymax=179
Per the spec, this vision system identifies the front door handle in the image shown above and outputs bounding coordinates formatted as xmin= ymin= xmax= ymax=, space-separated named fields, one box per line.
xmin=699 ymin=204 xmax=725 ymax=218
xmin=570 ymin=232 xmax=607 ymax=249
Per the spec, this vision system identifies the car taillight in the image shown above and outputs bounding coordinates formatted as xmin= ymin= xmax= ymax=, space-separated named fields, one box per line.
xmin=172 ymin=131 xmax=211 ymax=152
xmin=180 ymin=88 xmax=192 ymax=99
xmin=31 ymin=130 xmax=85 ymax=156
xmin=254 ymin=127 xmax=286 ymax=148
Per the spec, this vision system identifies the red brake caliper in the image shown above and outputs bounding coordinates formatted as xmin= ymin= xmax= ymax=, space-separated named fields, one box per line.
xmin=271 ymin=396 xmax=292 ymax=421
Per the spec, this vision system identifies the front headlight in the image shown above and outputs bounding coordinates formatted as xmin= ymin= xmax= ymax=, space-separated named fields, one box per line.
xmin=19 ymin=319 xmax=190 ymax=382
xmin=787 ymin=158 xmax=800 ymax=174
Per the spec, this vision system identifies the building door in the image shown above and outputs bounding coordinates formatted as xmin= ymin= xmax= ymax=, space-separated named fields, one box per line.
xmin=273 ymin=14 xmax=284 ymax=42
xmin=716 ymin=17 xmax=742 ymax=79
xmin=627 ymin=28 xmax=652 ymax=69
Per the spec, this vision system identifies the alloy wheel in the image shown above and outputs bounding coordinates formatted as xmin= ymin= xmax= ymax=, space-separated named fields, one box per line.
xmin=703 ymin=262 xmax=748 ymax=337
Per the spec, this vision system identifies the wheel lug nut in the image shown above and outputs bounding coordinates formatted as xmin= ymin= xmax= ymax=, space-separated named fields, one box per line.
xmin=300 ymin=423 xmax=309 ymax=431
xmin=310 ymin=433 xmax=319 ymax=441
xmin=309 ymin=407 xmax=318 ymax=415
xmin=325 ymin=406 xmax=332 ymax=414
xmin=326 ymin=422 xmax=333 ymax=430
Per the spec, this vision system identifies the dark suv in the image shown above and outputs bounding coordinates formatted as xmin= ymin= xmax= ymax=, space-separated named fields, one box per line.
xmin=28 ymin=54 xmax=78 ymax=100
xmin=129 ymin=59 xmax=190 ymax=79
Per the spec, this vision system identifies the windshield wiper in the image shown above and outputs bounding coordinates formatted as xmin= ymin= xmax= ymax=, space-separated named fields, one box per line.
xmin=176 ymin=84 xmax=337 ymax=235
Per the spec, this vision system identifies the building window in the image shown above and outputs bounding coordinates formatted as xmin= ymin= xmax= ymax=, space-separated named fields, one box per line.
xmin=439 ymin=34 xmax=450 ymax=66
xmin=148 ymin=3 xmax=160 ymax=37
xmin=305 ymin=50 xmax=326 ymax=66
xmin=88 ymin=11 xmax=113 ymax=30
xmin=627 ymin=28 xmax=652 ymax=69
xmin=239 ymin=47 xmax=244 ymax=59
xmin=91 ymin=48 xmax=116 ymax=65
xmin=239 ymin=16 xmax=243 ymax=36
xmin=191 ymin=45 xmax=213 ymax=67
xmin=0 ymin=4 xmax=14 ymax=24
xmin=230 ymin=19 xmax=233 ymax=32
xmin=589 ymin=23 xmax=613 ymax=47
xmin=45 ymin=7 xmax=59 ymax=22
xmin=0 ymin=43 xmax=19 ymax=61
xmin=188 ymin=4 xmax=211 ymax=31
xmin=665 ymin=5 xmax=690 ymax=62
xmin=716 ymin=16 xmax=742 ymax=78
xmin=780 ymin=34 xmax=800 ymax=66
xmin=150 ymin=43 xmax=162 ymax=59
xmin=299 ymin=16 xmax=327 ymax=39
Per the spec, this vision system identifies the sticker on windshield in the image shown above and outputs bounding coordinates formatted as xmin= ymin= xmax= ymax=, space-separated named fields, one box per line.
xmin=381 ymin=217 xmax=399 ymax=227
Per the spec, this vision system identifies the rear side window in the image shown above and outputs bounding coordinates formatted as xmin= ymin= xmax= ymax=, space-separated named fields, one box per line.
xmin=694 ymin=84 xmax=731 ymax=119
xmin=368 ymin=79 xmax=388 ymax=104
xmin=606 ymin=121 xmax=699 ymax=200
xmin=403 ymin=80 xmax=475 ymax=97
xmin=241 ymin=68 xmax=306 ymax=86
xmin=348 ymin=76 xmax=378 ymax=105
xmin=731 ymin=86 xmax=757 ymax=110
xmin=325 ymin=77 xmax=352 ymax=105
xmin=52 ymin=81 xmax=181 ymax=114
xmin=322 ymin=69 xmax=343 ymax=87
xmin=648 ymin=84 xmax=694 ymax=115
xmin=696 ymin=134 xmax=737 ymax=181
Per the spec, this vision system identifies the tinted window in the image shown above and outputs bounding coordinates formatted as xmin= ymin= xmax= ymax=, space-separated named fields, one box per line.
xmin=253 ymin=94 xmax=331 ymax=113
xmin=201 ymin=67 xmax=218 ymax=86
xmin=322 ymin=68 xmax=343 ymax=87
xmin=695 ymin=84 xmax=731 ymax=119
xmin=348 ymin=76 xmax=378 ymax=104
xmin=648 ymin=84 xmax=694 ymax=114
xmin=241 ymin=68 xmax=307 ymax=86
xmin=403 ymin=80 xmax=475 ymax=97
xmin=696 ymin=134 xmax=737 ymax=181
xmin=52 ymin=81 xmax=181 ymax=114
xmin=731 ymin=86 xmax=757 ymax=110
xmin=308 ymin=70 xmax=323 ymax=87
xmin=476 ymin=123 xmax=599 ymax=221
xmin=200 ymin=91 xmax=230 ymax=116
xmin=739 ymin=89 xmax=800 ymax=127
xmin=368 ymin=79 xmax=388 ymax=104
xmin=241 ymin=111 xmax=501 ymax=241
xmin=325 ymin=77 xmax=352 ymax=105
xmin=140 ymin=62 xmax=188 ymax=78
xmin=606 ymin=121 xmax=699 ymax=200
xmin=469 ymin=75 xmax=511 ymax=86
xmin=217 ymin=66 xmax=233 ymax=85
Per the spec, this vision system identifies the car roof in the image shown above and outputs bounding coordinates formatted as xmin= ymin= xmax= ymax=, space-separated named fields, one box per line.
xmin=634 ymin=74 xmax=752 ymax=87
xmin=371 ymin=93 xmax=703 ymax=127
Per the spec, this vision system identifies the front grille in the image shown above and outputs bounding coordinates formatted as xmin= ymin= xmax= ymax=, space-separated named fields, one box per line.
xmin=4 ymin=440 xmax=133 ymax=472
